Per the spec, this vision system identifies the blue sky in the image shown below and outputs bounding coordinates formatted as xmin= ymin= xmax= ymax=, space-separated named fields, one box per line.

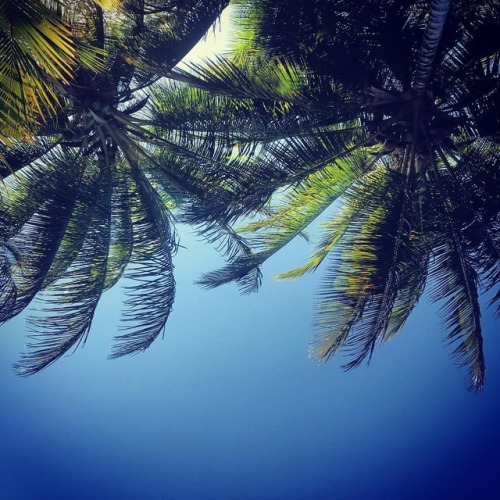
xmin=1 ymin=225 xmax=499 ymax=500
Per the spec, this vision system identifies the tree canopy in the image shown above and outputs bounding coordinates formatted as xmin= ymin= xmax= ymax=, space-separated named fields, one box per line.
xmin=0 ymin=0 xmax=229 ymax=373
xmin=174 ymin=0 xmax=499 ymax=391
xmin=0 ymin=0 xmax=498 ymax=390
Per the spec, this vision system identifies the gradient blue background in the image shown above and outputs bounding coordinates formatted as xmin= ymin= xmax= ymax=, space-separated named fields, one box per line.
xmin=1 ymin=225 xmax=499 ymax=500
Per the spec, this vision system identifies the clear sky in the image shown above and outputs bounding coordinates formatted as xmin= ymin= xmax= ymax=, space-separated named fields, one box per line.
xmin=1 ymin=224 xmax=499 ymax=500
xmin=1 ymin=6 xmax=499 ymax=500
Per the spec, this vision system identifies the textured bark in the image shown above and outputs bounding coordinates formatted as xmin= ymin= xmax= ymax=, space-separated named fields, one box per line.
xmin=412 ymin=0 xmax=452 ymax=94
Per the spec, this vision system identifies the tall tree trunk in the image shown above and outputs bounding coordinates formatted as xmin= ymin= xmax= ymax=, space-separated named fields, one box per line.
xmin=412 ymin=0 xmax=452 ymax=94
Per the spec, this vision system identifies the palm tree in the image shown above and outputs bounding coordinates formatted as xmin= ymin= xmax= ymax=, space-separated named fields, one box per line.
xmin=0 ymin=0 xmax=229 ymax=374
xmin=172 ymin=0 xmax=499 ymax=390
xmin=1 ymin=0 xmax=497 ymax=389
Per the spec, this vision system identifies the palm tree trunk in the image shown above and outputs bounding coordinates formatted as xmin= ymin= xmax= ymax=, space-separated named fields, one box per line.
xmin=412 ymin=0 xmax=452 ymax=94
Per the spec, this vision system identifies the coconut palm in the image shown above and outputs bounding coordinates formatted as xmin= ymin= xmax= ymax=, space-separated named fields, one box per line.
xmin=0 ymin=0 xmax=229 ymax=374
xmin=172 ymin=0 xmax=499 ymax=390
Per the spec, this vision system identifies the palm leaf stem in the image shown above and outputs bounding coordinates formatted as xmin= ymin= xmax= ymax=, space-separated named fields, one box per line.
xmin=314 ymin=295 xmax=368 ymax=363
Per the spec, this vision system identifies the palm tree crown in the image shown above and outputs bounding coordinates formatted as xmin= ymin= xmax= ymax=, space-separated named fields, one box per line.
xmin=172 ymin=0 xmax=499 ymax=391
xmin=0 ymin=0 xmax=229 ymax=374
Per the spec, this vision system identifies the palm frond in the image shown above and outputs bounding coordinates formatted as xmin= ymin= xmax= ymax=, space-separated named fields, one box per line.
xmin=425 ymin=149 xmax=485 ymax=392
xmin=0 ymin=138 xmax=59 ymax=178
xmin=174 ymin=54 xmax=303 ymax=98
xmin=103 ymin=158 xmax=133 ymax=290
xmin=110 ymin=162 xmax=177 ymax=357
xmin=0 ymin=146 xmax=76 ymax=243
xmin=384 ymin=238 xmax=429 ymax=338
xmin=273 ymin=151 xmax=382 ymax=281
xmin=14 ymin=159 xmax=113 ymax=375
xmin=0 ymin=0 xmax=77 ymax=139
xmin=195 ymin=217 xmax=263 ymax=294
xmin=198 ymin=145 xmax=371 ymax=292
xmin=450 ymin=140 xmax=500 ymax=297
xmin=0 ymin=150 xmax=88 ymax=324
xmin=149 ymin=80 xmax=323 ymax=146
xmin=309 ymin=166 xmax=425 ymax=368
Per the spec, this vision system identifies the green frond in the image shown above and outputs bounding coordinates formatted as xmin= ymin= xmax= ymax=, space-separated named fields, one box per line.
xmin=197 ymin=144 xmax=371 ymax=292
xmin=425 ymin=166 xmax=486 ymax=392
xmin=384 ymin=240 xmax=429 ymax=339
xmin=310 ymin=166 xmax=425 ymax=368
xmin=0 ymin=0 xmax=78 ymax=139
xmin=15 ymin=158 xmax=113 ymax=375
xmin=110 ymin=164 xmax=177 ymax=358
xmin=273 ymin=152 xmax=381 ymax=281
xmin=197 ymin=122 xmax=383 ymax=289
xmin=170 ymin=54 xmax=324 ymax=107
xmin=103 ymin=158 xmax=133 ymax=290
xmin=0 ymin=150 xmax=90 ymax=325
xmin=150 ymin=80 xmax=302 ymax=146
xmin=260 ymin=154 xmax=368 ymax=252
xmin=310 ymin=169 xmax=392 ymax=361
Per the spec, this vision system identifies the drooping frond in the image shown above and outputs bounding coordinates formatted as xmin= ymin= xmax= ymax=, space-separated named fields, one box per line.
xmin=425 ymin=149 xmax=485 ymax=392
xmin=384 ymin=212 xmax=430 ymax=339
xmin=308 ymin=162 xmax=429 ymax=370
xmin=15 ymin=159 xmax=113 ymax=375
xmin=449 ymin=139 xmax=500 ymax=299
xmin=274 ymin=153 xmax=384 ymax=282
xmin=0 ymin=149 xmax=68 ymax=243
xmin=103 ymin=157 xmax=133 ymax=290
xmin=0 ymin=150 xmax=87 ymax=324
xmin=426 ymin=222 xmax=485 ymax=392
xmin=185 ymin=118 xmax=371 ymax=229
xmin=197 ymin=143 xmax=371 ymax=292
xmin=110 ymin=162 xmax=177 ymax=357
xmin=310 ymin=166 xmax=396 ymax=364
